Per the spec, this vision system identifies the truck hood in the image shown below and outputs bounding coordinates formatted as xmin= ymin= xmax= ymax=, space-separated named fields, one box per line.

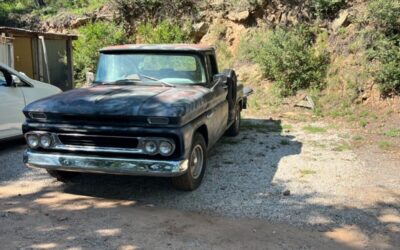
xmin=23 ymin=84 xmax=212 ymax=124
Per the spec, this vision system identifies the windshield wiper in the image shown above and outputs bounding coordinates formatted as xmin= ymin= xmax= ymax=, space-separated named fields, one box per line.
xmin=100 ymin=79 xmax=141 ymax=85
xmin=139 ymin=74 xmax=175 ymax=87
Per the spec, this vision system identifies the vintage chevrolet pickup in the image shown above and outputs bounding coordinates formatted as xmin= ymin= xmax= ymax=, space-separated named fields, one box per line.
xmin=22 ymin=44 xmax=252 ymax=190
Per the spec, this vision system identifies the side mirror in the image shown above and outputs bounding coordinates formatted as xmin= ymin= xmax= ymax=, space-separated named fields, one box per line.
xmin=11 ymin=75 xmax=21 ymax=87
xmin=211 ymin=73 xmax=227 ymax=90
xmin=86 ymin=71 xmax=94 ymax=85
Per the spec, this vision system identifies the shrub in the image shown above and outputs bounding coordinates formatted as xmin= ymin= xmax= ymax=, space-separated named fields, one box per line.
xmin=311 ymin=0 xmax=346 ymax=19
xmin=73 ymin=21 xmax=130 ymax=83
xmin=136 ymin=21 xmax=190 ymax=44
xmin=0 ymin=0 xmax=34 ymax=25
xmin=241 ymin=26 xmax=329 ymax=96
xmin=368 ymin=0 xmax=400 ymax=34
xmin=368 ymin=36 xmax=400 ymax=96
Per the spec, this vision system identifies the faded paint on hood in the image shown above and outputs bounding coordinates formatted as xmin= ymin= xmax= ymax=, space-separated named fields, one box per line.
xmin=23 ymin=84 xmax=212 ymax=122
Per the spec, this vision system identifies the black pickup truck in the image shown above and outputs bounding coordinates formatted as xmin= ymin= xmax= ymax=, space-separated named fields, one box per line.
xmin=22 ymin=44 xmax=252 ymax=190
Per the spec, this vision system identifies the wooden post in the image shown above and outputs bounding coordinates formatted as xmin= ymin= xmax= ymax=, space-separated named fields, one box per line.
xmin=66 ymin=38 xmax=74 ymax=89
xmin=38 ymin=36 xmax=50 ymax=83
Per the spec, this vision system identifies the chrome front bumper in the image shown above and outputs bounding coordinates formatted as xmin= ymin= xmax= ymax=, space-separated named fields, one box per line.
xmin=23 ymin=150 xmax=188 ymax=177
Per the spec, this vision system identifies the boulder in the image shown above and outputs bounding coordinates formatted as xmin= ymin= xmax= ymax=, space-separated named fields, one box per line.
xmin=227 ymin=10 xmax=250 ymax=22
xmin=332 ymin=10 xmax=349 ymax=31
xmin=192 ymin=22 xmax=209 ymax=42
xmin=70 ymin=17 xmax=90 ymax=28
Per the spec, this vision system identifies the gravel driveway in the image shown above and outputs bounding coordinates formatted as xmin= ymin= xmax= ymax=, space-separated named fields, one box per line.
xmin=1 ymin=118 xmax=399 ymax=248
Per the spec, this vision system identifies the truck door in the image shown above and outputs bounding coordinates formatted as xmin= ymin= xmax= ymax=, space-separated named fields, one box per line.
xmin=206 ymin=54 xmax=228 ymax=145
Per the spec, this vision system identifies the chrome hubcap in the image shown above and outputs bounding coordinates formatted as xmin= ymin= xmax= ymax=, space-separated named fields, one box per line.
xmin=190 ymin=145 xmax=204 ymax=179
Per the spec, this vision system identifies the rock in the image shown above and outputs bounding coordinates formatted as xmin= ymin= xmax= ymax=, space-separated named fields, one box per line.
xmin=283 ymin=190 xmax=291 ymax=196
xmin=332 ymin=10 xmax=349 ymax=31
xmin=266 ymin=14 xmax=277 ymax=23
xmin=70 ymin=17 xmax=90 ymax=28
xmin=192 ymin=22 xmax=209 ymax=42
xmin=227 ymin=10 xmax=250 ymax=22
xmin=287 ymin=11 xmax=298 ymax=25
xmin=295 ymin=95 xmax=315 ymax=110
xmin=280 ymin=12 xmax=288 ymax=25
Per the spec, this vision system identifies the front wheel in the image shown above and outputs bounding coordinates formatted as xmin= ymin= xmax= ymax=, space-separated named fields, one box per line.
xmin=172 ymin=133 xmax=207 ymax=191
xmin=226 ymin=104 xmax=241 ymax=137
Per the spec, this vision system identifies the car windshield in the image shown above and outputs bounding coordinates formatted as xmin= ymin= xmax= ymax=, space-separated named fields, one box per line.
xmin=95 ymin=53 xmax=207 ymax=86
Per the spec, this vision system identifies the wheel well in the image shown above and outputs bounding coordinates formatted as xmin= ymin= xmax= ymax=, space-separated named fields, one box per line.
xmin=196 ymin=124 xmax=208 ymax=146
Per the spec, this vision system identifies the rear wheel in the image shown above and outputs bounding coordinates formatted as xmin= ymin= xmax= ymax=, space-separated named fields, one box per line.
xmin=226 ymin=104 xmax=241 ymax=137
xmin=172 ymin=133 xmax=207 ymax=191
xmin=47 ymin=170 xmax=78 ymax=182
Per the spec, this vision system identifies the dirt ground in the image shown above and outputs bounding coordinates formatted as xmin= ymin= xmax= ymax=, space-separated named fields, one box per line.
xmin=0 ymin=114 xmax=399 ymax=249
xmin=0 ymin=180 xmax=354 ymax=250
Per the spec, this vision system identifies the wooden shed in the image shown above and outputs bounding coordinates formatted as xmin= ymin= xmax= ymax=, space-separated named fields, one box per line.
xmin=0 ymin=27 xmax=77 ymax=90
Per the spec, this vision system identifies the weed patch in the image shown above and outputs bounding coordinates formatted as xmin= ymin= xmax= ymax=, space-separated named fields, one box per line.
xmin=302 ymin=125 xmax=327 ymax=133
xmin=332 ymin=142 xmax=351 ymax=151
xmin=378 ymin=140 xmax=392 ymax=150
xmin=383 ymin=129 xmax=400 ymax=137
xmin=352 ymin=135 xmax=364 ymax=141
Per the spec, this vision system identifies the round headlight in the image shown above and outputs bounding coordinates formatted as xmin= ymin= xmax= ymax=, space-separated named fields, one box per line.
xmin=26 ymin=134 xmax=39 ymax=148
xmin=159 ymin=141 xmax=173 ymax=156
xmin=39 ymin=134 xmax=52 ymax=148
xmin=144 ymin=141 xmax=158 ymax=154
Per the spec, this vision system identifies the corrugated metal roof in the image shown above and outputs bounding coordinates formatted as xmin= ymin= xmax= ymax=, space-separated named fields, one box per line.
xmin=0 ymin=26 xmax=77 ymax=40
xmin=100 ymin=44 xmax=214 ymax=52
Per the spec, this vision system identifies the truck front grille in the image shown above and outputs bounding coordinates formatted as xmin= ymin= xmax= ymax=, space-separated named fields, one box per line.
xmin=57 ymin=134 xmax=139 ymax=149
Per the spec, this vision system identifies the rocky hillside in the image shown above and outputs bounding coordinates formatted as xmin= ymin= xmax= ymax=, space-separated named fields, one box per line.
xmin=2 ymin=0 xmax=399 ymax=119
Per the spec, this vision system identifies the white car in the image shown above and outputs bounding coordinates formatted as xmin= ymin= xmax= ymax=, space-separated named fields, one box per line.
xmin=0 ymin=63 xmax=62 ymax=140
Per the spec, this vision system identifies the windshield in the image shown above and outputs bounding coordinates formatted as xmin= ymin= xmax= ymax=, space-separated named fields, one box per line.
xmin=95 ymin=53 xmax=207 ymax=85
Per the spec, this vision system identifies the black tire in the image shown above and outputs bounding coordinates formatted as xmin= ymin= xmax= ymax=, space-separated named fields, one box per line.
xmin=226 ymin=104 xmax=241 ymax=137
xmin=47 ymin=170 xmax=78 ymax=182
xmin=172 ymin=133 xmax=207 ymax=191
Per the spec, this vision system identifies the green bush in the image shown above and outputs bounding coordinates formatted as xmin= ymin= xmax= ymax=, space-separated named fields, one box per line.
xmin=241 ymin=26 xmax=329 ymax=96
xmin=311 ymin=0 xmax=346 ymax=19
xmin=0 ymin=0 xmax=34 ymax=25
xmin=369 ymin=36 xmax=400 ymax=96
xmin=367 ymin=0 xmax=400 ymax=96
xmin=368 ymin=0 xmax=400 ymax=34
xmin=73 ymin=21 xmax=130 ymax=83
xmin=33 ymin=0 xmax=107 ymax=16
xmin=137 ymin=21 xmax=190 ymax=44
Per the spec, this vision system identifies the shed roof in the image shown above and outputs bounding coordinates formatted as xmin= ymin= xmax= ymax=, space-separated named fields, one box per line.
xmin=0 ymin=26 xmax=77 ymax=40
xmin=100 ymin=44 xmax=214 ymax=52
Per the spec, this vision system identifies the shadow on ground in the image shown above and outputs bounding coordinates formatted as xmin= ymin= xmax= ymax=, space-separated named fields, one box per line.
xmin=61 ymin=118 xmax=302 ymax=209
